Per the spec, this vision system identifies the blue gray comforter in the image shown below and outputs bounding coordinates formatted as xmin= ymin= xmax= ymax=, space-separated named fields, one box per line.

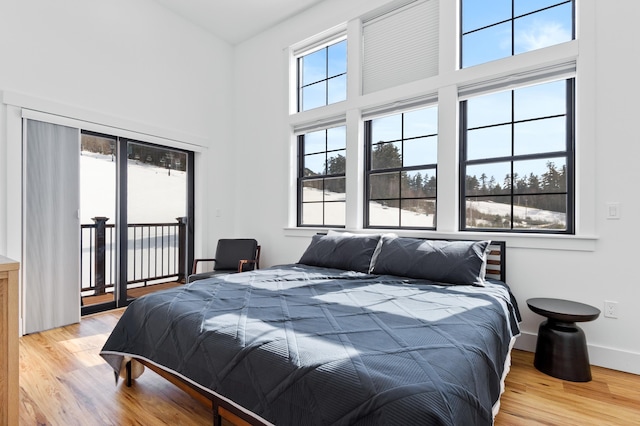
xmin=101 ymin=264 xmax=520 ymax=425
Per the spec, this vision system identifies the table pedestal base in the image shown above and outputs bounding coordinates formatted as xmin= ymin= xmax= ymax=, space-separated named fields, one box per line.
xmin=534 ymin=319 xmax=592 ymax=382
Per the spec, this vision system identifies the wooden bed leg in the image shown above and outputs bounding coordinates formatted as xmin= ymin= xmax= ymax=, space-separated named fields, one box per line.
xmin=125 ymin=360 xmax=132 ymax=387
xmin=212 ymin=400 xmax=221 ymax=426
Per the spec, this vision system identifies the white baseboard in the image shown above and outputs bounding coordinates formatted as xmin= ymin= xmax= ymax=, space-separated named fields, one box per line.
xmin=514 ymin=331 xmax=640 ymax=376
xmin=513 ymin=331 xmax=537 ymax=352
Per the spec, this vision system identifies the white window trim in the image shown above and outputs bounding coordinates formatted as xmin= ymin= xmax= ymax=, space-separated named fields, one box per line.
xmin=295 ymin=117 xmax=348 ymax=228
xmin=289 ymin=24 xmax=348 ymax=116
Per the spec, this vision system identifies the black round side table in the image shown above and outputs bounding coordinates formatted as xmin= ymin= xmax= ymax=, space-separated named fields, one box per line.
xmin=527 ymin=298 xmax=600 ymax=382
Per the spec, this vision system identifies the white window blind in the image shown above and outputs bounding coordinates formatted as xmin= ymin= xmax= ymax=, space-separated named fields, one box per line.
xmin=361 ymin=93 xmax=438 ymax=121
xmin=458 ymin=61 xmax=577 ymax=100
xmin=362 ymin=0 xmax=439 ymax=95
xmin=293 ymin=115 xmax=346 ymax=135
xmin=23 ymin=119 xmax=81 ymax=334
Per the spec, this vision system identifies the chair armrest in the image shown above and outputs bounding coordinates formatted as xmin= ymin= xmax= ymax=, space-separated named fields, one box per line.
xmin=237 ymin=259 xmax=258 ymax=272
xmin=192 ymin=258 xmax=217 ymax=274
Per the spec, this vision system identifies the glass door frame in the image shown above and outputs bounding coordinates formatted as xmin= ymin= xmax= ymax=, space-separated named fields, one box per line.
xmin=81 ymin=133 xmax=194 ymax=315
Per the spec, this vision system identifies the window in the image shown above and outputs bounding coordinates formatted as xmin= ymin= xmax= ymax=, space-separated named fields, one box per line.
xmin=298 ymin=125 xmax=347 ymax=227
xmin=461 ymin=0 xmax=574 ymax=68
xmin=365 ymin=106 xmax=438 ymax=229
xmin=460 ymin=78 xmax=574 ymax=232
xmin=297 ymin=39 xmax=347 ymax=112
xmin=290 ymin=2 xmax=582 ymax=237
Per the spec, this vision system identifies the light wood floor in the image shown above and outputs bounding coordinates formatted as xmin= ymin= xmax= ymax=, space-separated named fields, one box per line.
xmin=19 ymin=309 xmax=211 ymax=425
xmin=82 ymin=281 xmax=183 ymax=306
xmin=19 ymin=309 xmax=640 ymax=425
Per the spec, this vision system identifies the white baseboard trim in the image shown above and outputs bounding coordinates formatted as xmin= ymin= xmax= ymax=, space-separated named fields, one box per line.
xmin=513 ymin=331 xmax=537 ymax=352
xmin=515 ymin=331 xmax=640 ymax=375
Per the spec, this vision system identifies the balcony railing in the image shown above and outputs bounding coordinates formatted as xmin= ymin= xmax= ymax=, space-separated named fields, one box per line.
xmin=81 ymin=217 xmax=187 ymax=298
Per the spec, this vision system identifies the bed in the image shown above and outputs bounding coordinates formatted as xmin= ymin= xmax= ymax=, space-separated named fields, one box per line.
xmin=101 ymin=232 xmax=521 ymax=425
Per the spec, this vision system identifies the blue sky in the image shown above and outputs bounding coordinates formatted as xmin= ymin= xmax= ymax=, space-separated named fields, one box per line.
xmin=462 ymin=1 xmax=573 ymax=67
xmin=300 ymin=40 xmax=347 ymax=111
xmin=466 ymin=79 xmax=568 ymax=182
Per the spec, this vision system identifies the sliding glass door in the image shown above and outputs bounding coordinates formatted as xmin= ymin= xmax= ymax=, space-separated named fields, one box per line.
xmin=80 ymin=134 xmax=194 ymax=314
xmin=24 ymin=120 xmax=194 ymax=320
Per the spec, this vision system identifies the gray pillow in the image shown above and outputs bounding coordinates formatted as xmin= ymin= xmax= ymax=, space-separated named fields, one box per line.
xmin=371 ymin=236 xmax=490 ymax=286
xmin=298 ymin=231 xmax=381 ymax=273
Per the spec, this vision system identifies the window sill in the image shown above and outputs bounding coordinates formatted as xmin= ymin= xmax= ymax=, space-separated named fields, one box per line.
xmin=283 ymin=227 xmax=598 ymax=252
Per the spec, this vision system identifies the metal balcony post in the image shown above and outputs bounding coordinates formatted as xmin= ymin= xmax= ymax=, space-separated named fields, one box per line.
xmin=92 ymin=217 xmax=109 ymax=295
xmin=177 ymin=217 xmax=188 ymax=283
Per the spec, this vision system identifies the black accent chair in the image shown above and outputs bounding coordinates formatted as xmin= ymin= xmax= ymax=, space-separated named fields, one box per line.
xmin=188 ymin=239 xmax=261 ymax=283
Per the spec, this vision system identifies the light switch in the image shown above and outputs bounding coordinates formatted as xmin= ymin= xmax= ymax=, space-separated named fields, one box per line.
xmin=606 ymin=202 xmax=620 ymax=220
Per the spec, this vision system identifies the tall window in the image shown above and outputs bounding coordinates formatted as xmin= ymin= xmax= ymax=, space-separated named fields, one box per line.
xmin=365 ymin=106 xmax=438 ymax=229
xmin=290 ymin=2 xmax=580 ymax=236
xmin=461 ymin=0 xmax=574 ymax=68
xmin=297 ymin=39 xmax=347 ymax=112
xmin=460 ymin=79 xmax=574 ymax=232
xmin=298 ymin=125 xmax=347 ymax=227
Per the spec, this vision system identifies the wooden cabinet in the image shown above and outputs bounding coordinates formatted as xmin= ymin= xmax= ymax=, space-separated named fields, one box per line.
xmin=0 ymin=256 xmax=19 ymax=426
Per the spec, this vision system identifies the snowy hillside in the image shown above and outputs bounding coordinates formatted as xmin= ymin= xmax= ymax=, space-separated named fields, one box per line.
xmin=80 ymin=152 xmax=186 ymax=225
xmin=304 ymin=187 xmax=564 ymax=228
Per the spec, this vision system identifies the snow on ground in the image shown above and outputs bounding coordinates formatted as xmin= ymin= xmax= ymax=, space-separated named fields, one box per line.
xmin=80 ymin=151 xmax=186 ymax=225
xmin=467 ymin=199 xmax=565 ymax=226
xmin=304 ymin=187 xmax=435 ymax=227
xmin=82 ymin=152 xmax=564 ymax=229
xmin=80 ymin=152 xmax=187 ymax=290
xmin=305 ymin=187 xmax=564 ymax=228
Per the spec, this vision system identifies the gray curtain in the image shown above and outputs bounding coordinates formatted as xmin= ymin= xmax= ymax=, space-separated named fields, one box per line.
xmin=23 ymin=119 xmax=80 ymax=334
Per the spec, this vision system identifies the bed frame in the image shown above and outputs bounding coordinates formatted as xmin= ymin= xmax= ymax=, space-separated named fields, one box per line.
xmin=485 ymin=240 xmax=507 ymax=281
xmin=126 ymin=359 xmax=266 ymax=426
xmin=124 ymin=239 xmax=507 ymax=426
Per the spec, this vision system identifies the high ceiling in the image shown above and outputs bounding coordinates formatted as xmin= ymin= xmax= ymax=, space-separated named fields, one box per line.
xmin=152 ymin=0 xmax=326 ymax=45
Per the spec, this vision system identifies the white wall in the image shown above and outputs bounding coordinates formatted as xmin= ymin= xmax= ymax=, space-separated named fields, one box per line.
xmin=0 ymin=0 xmax=236 ymax=258
xmin=232 ymin=0 xmax=640 ymax=375
xmin=231 ymin=0 xmax=394 ymax=266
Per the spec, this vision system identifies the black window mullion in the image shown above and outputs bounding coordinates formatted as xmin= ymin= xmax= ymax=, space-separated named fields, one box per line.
xmin=469 ymin=114 xmax=566 ymax=134
xmin=297 ymin=135 xmax=304 ymax=227
xmin=364 ymin=121 xmax=372 ymax=227
xmin=459 ymin=100 xmax=468 ymax=229
xmin=510 ymin=88 xmax=515 ymax=230
xmin=566 ymin=78 xmax=576 ymax=233
xmin=399 ymin=113 xmax=405 ymax=227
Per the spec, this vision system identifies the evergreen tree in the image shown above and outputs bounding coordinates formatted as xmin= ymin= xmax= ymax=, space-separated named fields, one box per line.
xmin=325 ymin=154 xmax=346 ymax=193
xmin=371 ymin=143 xmax=401 ymax=169
xmin=326 ymin=153 xmax=346 ymax=175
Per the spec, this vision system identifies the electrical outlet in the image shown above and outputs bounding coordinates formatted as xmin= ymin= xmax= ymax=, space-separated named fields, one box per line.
xmin=604 ymin=301 xmax=618 ymax=318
